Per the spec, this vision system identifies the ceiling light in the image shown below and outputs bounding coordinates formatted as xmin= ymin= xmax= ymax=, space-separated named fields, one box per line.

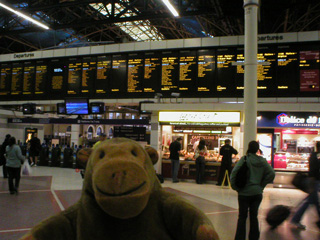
xmin=0 ymin=2 xmax=49 ymax=30
xmin=161 ymin=0 xmax=179 ymax=17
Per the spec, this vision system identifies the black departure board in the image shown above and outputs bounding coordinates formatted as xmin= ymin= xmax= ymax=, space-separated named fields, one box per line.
xmin=0 ymin=63 xmax=12 ymax=96
xmin=216 ymin=48 xmax=236 ymax=95
xmin=50 ymin=59 xmax=66 ymax=98
xmin=127 ymin=53 xmax=143 ymax=93
xmin=276 ymin=45 xmax=299 ymax=95
xmin=23 ymin=62 xmax=35 ymax=95
xmin=143 ymin=52 xmax=161 ymax=94
xmin=111 ymin=54 xmax=127 ymax=94
xmin=235 ymin=48 xmax=244 ymax=96
xmin=82 ymin=57 xmax=96 ymax=95
xmin=11 ymin=62 xmax=23 ymax=95
xmin=96 ymin=55 xmax=111 ymax=95
xmin=299 ymin=44 xmax=319 ymax=92
xmin=35 ymin=61 xmax=47 ymax=95
xmin=179 ymin=50 xmax=197 ymax=94
xmin=197 ymin=49 xmax=215 ymax=95
xmin=67 ymin=58 xmax=82 ymax=95
xmin=161 ymin=51 xmax=179 ymax=93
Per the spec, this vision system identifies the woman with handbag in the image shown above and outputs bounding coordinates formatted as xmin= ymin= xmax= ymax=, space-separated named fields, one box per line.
xmin=195 ymin=139 xmax=207 ymax=184
xmin=5 ymin=136 xmax=25 ymax=195
xmin=230 ymin=141 xmax=275 ymax=240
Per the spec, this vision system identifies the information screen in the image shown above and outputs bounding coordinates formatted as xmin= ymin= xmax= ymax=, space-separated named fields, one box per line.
xmin=11 ymin=62 xmax=23 ymax=95
xmin=82 ymin=57 xmax=96 ymax=95
xmin=299 ymin=45 xmax=319 ymax=92
xmin=23 ymin=62 xmax=35 ymax=95
xmin=216 ymin=48 xmax=236 ymax=95
xmin=143 ymin=52 xmax=161 ymax=94
xmin=68 ymin=58 xmax=82 ymax=95
xmin=50 ymin=59 xmax=66 ymax=98
xmin=111 ymin=54 xmax=127 ymax=94
xmin=161 ymin=51 xmax=179 ymax=94
xmin=127 ymin=53 xmax=143 ymax=93
xmin=0 ymin=63 xmax=12 ymax=96
xmin=276 ymin=45 xmax=299 ymax=95
xmin=179 ymin=50 xmax=197 ymax=95
xmin=96 ymin=55 xmax=111 ymax=95
xmin=235 ymin=48 xmax=244 ymax=96
xmin=197 ymin=49 xmax=215 ymax=95
xmin=35 ymin=61 xmax=47 ymax=95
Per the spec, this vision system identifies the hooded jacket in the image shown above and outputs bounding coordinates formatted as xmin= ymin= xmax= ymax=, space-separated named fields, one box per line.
xmin=230 ymin=153 xmax=275 ymax=196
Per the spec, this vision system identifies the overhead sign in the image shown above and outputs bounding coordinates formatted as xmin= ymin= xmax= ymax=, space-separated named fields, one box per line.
xmin=258 ymin=112 xmax=320 ymax=128
xmin=158 ymin=111 xmax=240 ymax=126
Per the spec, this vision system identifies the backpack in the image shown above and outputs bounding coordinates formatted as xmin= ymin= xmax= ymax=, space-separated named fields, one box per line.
xmin=235 ymin=156 xmax=249 ymax=188
xmin=266 ymin=205 xmax=291 ymax=229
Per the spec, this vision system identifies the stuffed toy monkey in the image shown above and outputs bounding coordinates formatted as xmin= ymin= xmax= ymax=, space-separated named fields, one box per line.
xmin=20 ymin=138 xmax=219 ymax=240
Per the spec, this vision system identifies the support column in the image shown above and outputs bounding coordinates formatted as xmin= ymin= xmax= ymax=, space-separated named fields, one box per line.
xmin=243 ymin=0 xmax=259 ymax=150
xmin=150 ymin=111 xmax=162 ymax=173
xmin=71 ymin=124 xmax=80 ymax=147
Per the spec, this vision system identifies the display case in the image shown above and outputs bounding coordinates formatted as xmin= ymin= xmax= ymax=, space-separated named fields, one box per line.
xmin=274 ymin=152 xmax=309 ymax=171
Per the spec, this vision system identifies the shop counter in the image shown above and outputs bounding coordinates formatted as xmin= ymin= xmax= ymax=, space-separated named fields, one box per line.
xmin=161 ymin=159 xmax=234 ymax=182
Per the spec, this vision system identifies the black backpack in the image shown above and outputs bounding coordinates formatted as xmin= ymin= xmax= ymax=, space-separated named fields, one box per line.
xmin=235 ymin=156 xmax=249 ymax=188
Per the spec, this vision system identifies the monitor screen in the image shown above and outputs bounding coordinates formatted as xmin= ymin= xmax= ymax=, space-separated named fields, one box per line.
xmin=57 ymin=103 xmax=66 ymax=114
xmin=65 ymin=98 xmax=89 ymax=115
xmin=89 ymin=102 xmax=105 ymax=114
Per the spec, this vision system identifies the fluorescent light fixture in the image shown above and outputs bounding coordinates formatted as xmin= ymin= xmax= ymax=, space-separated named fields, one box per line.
xmin=0 ymin=2 xmax=49 ymax=30
xmin=162 ymin=0 xmax=179 ymax=17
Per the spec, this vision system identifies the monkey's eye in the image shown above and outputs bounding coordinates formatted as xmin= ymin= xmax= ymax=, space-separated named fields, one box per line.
xmin=99 ymin=151 xmax=105 ymax=159
xmin=131 ymin=149 xmax=137 ymax=157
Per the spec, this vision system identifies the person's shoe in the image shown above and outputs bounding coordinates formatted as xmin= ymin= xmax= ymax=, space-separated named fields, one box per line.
xmin=10 ymin=191 xmax=15 ymax=195
xmin=30 ymin=162 xmax=35 ymax=167
xmin=216 ymin=183 xmax=221 ymax=186
xmin=172 ymin=180 xmax=179 ymax=183
xmin=290 ymin=221 xmax=306 ymax=230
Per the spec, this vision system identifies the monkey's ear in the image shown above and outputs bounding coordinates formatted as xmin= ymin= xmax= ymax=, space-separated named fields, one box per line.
xmin=76 ymin=148 xmax=93 ymax=168
xmin=145 ymin=146 xmax=159 ymax=165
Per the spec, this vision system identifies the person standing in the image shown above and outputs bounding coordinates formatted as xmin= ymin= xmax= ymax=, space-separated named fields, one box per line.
xmin=29 ymin=133 xmax=41 ymax=166
xmin=217 ymin=139 xmax=238 ymax=186
xmin=0 ymin=134 xmax=11 ymax=178
xmin=169 ymin=137 xmax=182 ymax=183
xmin=230 ymin=140 xmax=275 ymax=240
xmin=6 ymin=137 xmax=25 ymax=195
xmin=195 ymin=139 xmax=207 ymax=184
xmin=92 ymin=133 xmax=107 ymax=149
xmin=290 ymin=141 xmax=320 ymax=230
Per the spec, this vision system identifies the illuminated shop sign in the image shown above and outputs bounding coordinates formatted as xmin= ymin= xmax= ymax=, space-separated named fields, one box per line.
xmin=258 ymin=112 xmax=320 ymax=128
xmin=158 ymin=111 xmax=240 ymax=126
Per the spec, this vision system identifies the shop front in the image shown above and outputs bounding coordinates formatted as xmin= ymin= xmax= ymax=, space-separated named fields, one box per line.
xmin=159 ymin=111 xmax=241 ymax=182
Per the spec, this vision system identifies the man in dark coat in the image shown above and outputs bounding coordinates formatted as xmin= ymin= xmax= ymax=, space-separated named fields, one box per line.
xmin=169 ymin=137 xmax=182 ymax=183
xmin=217 ymin=139 xmax=238 ymax=186
xmin=0 ymin=134 xmax=11 ymax=178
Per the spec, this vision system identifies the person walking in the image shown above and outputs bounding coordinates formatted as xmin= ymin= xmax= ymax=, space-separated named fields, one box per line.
xmin=195 ymin=139 xmax=207 ymax=184
xmin=0 ymin=134 xmax=11 ymax=178
xmin=290 ymin=141 xmax=320 ymax=230
xmin=217 ymin=139 xmax=238 ymax=186
xmin=169 ymin=137 xmax=182 ymax=183
xmin=6 ymin=137 xmax=25 ymax=195
xmin=230 ymin=140 xmax=275 ymax=240
xmin=29 ymin=133 xmax=41 ymax=166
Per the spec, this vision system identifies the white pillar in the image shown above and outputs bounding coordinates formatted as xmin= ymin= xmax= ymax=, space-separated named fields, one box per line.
xmin=71 ymin=124 xmax=80 ymax=147
xmin=243 ymin=0 xmax=259 ymax=150
xmin=150 ymin=111 xmax=162 ymax=173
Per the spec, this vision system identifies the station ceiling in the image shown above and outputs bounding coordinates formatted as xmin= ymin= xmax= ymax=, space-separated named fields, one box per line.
xmin=0 ymin=0 xmax=319 ymax=55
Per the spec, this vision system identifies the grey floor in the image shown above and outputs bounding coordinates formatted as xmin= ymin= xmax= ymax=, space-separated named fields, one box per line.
xmin=0 ymin=166 xmax=319 ymax=240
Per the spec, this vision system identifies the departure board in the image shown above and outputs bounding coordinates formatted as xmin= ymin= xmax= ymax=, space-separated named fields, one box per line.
xmin=96 ymin=55 xmax=111 ymax=95
xmin=50 ymin=59 xmax=66 ymax=97
xmin=82 ymin=57 xmax=96 ymax=95
xmin=276 ymin=45 xmax=299 ymax=95
xmin=179 ymin=50 xmax=197 ymax=94
xmin=35 ymin=61 xmax=47 ymax=95
xmin=216 ymin=48 xmax=236 ymax=95
xmin=68 ymin=58 xmax=82 ymax=95
xmin=161 ymin=51 xmax=179 ymax=93
xmin=11 ymin=62 xmax=23 ymax=95
xmin=197 ymin=49 xmax=215 ymax=95
xmin=0 ymin=63 xmax=12 ymax=96
xmin=143 ymin=52 xmax=161 ymax=93
xmin=235 ymin=48 xmax=244 ymax=96
xmin=127 ymin=53 xmax=143 ymax=93
xmin=23 ymin=62 xmax=35 ymax=95
xmin=111 ymin=54 xmax=127 ymax=93
xmin=299 ymin=45 xmax=319 ymax=92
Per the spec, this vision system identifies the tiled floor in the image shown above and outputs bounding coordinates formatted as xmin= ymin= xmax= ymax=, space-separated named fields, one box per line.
xmin=0 ymin=166 xmax=319 ymax=240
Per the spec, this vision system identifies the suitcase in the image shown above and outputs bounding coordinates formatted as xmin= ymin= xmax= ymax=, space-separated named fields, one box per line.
xmin=266 ymin=205 xmax=291 ymax=229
